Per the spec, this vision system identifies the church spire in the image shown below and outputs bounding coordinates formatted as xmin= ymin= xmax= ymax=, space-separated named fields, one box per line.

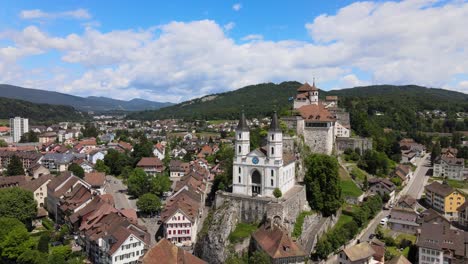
xmin=237 ymin=111 xmax=249 ymax=131
xmin=269 ymin=111 xmax=281 ymax=132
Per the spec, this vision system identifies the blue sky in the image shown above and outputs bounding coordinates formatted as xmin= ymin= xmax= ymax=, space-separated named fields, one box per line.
xmin=0 ymin=0 xmax=467 ymax=102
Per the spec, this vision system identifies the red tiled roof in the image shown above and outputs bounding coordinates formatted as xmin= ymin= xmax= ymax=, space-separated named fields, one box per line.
xmin=297 ymin=82 xmax=318 ymax=92
xmin=142 ymin=238 xmax=206 ymax=264
xmin=252 ymin=224 xmax=306 ymax=259
xmin=297 ymin=104 xmax=336 ymax=122
xmin=84 ymin=172 xmax=106 ymax=187
xmin=137 ymin=157 xmax=164 ymax=167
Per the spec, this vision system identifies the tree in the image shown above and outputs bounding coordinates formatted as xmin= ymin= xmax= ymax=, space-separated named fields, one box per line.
xmin=104 ymin=149 xmax=132 ymax=176
xmin=81 ymin=122 xmax=98 ymax=138
xmin=136 ymin=193 xmax=162 ymax=215
xmin=0 ymin=217 xmax=25 ymax=241
xmin=440 ymin=136 xmax=450 ymax=148
xmin=150 ymin=175 xmax=171 ymax=196
xmin=249 ymin=251 xmax=270 ymax=264
xmin=273 ymin=188 xmax=282 ymax=200
xmin=127 ymin=169 xmax=150 ymax=197
xmin=0 ymin=188 xmax=37 ymax=225
xmin=95 ymin=160 xmax=110 ymax=175
xmin=47 ymin=245 xmax=71 ymax=264
xmin=37 ymin=234 xmax=49 ymax=253
xmin=7 ymin=155 xmax=24 ymax=176
xmin=315 ymin=236 xmax=333 ymax=259
xmin=431 ymin=142 xmax=441 ymax=166
xmin=304 ymin=154 xmax=342 ymax=216
xmin=0 ymin=225 xmax=35 ymax=261
xmin=17 ymin=249 xmax=47 ymax=264
xmin=19 ymin=132 xmax=38 ymax=143
xmin=67 ymin=163 xmax=84 ymax=178
xmin=0 ymin=139 xmax=7 ymax=147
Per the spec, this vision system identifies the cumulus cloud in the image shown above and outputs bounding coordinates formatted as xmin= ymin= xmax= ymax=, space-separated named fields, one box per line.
xmin=232 ymin=3 xmax=242 ymax=11
xmin=2 ymin=0 xmax=468 ymax=102
xmin=223 ymin=22 xmax=236 ymax=31
xmin=19 ymin=8 xmax=91 ymax=20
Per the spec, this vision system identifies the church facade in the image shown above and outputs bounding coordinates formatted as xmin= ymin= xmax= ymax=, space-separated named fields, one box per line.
xmin=232 ymin=112 xmax=296 ymax=198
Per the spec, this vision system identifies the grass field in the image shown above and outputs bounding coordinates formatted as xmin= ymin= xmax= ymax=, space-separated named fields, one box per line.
xmin=339 ymin=166 xmax=363 ymax=198
xmin=229 ymin=223 xmax=258 ymax=243
xmin=334 ymin=214 xmax=353 ymax=230
xmin=429 ymin=177 xmax=468 ymax=190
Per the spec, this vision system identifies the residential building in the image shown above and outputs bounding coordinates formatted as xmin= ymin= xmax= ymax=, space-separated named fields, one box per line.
xmin=457 ymin=201 xmax=468 ymax=229
xmin=387 ymin=255 xmax=411 ymax=264
xmin=251 ymin=223 xmax=306 ymax=264
xmin=0 ymin=150 xmax=42 ymax=172
xmin=87 ymin=149 xmax=106 ymax=164
xmin=368 ymin=178 xmax=396 ymax=203
xmin=84 ymin=172 xmax=106 ymax=194
xmin=0 ymin=175 xmax=28 ymax=188
xmin=424 ymin=181 xmax=465 ymax=220
xmin=396 ymin=195 xmax=417 ymax=210
xmin=136 ymin=157 xmax=164 ymax=176
xmin=399 ymin=138 xmax=426 ymax=157
xmin=338 ymin=242 xmax=376 ymax=264
xmin=392 ymin=164 xmax=412 ymax=186
xmin=433 ymin=156 xmax=465 ymax=180
xmin=418 ymin=208 xmax=452 ymax=228
xmin=387 ymin=208 xmax=420 ymax=234
xmin=10 ymin=117 xmax=29 ymax=143
xmin=38 ymin=132 xmax=57 ymax=144
xmin=20 ymin=174 xmax=53 ymax=208
xmin=41 ymin=153 xmax=81 ymax=172
xmin=416 ymin=222 xmax=468 ymax=264
xmin=141 ymin=238 xmax=206 ymax=264
xmin=169 ymin=160 xmax=189 ymax=181
xmin=232 ymin=112 xmax=296 ymax=197
xmin=27 ymin=164 xmax=50 ymax=179
xmin=153 ymin=143 xmax=165 ymax=160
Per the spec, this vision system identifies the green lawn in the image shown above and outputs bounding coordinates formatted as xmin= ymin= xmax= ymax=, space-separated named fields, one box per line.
xmin=339 ymin=166 xmax=364 ymax=198
xmin=229 ymin=223 xmax=258 ymax=243
xmin=396 ymin=233 xmax=417 ymax=244
xmin=334 ymin=214 xmax=353 ymax=230
xmin=430 ymin=177 xmax=468 ymax=189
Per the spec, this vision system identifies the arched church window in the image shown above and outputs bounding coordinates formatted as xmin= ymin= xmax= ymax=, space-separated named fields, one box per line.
xmin=239 ymin=176 xmax=241 ymax=183
xmin=271 ymin=179 xmax=274 ymax=187
xmin=239 ymin=167 xmax=241 ymax=174
xmin=238 ymin=145 xmax=241 ymax=154
xmin=271 ymin=134 xmax=274 ymax=140
xmin=271 ymin=147 xmax=274 ymax=155
xmin=271 ymin=170 xmax=274 ymax=177
xmin=238 ymin=133 xmax=241 ymax=139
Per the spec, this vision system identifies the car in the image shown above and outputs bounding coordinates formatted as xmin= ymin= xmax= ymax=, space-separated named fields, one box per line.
xmin=369 ymin=234 xmax=376 ymax=239
xmin=380 ymin=217 xmax=388 ymax=225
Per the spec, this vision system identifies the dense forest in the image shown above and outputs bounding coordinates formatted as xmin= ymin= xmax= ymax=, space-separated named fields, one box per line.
xmin=0 ymin=97 xmax=86 ymax=123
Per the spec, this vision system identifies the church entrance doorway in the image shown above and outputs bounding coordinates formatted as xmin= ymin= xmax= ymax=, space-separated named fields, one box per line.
xmin=251 ymin=170 xmax=261 ymax=195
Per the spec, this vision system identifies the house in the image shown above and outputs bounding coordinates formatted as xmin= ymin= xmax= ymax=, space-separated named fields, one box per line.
xmin=387 ymin=255 xmax=411 ymax=264
xmin=141 ymin=238 xmax=206 ymax=264
xmin=369 ymin=239 xmax=385 ymax=264
xmin=161 ymin=187 xmax=203 ymax=246
xmin=74 ymin=138 xmax=97 ymax=154
xmin=196 ymin=145 xmax=213 ymax=159
xmin=87 ymin=149 xmax=106 ymax=164
xmin=251 ymin=223 xmax=306 ymax=264
xmin=396 ymin=195 xmax=417 ymax=210
xmin=387 ymin=208 xmax=420 ymax=234
xmin=20 ymin=174 xmax=53 ymax=208
xmin=27 ymin=164 xmax=50 ymax=179
xmin=57 ymin=184 xmax=93 ymax=224
xmin=84 ymin=172 xmax=106 ymax=194
xmin=418 ymin=208 xmax=451 ymax=228
xmin=338 ymin=242 xmax=375 ymax=264
xmin=38 ymin=132 xmax=57 ymax=144
xmin=368 ymin=178 xmax=396 ymax=203
xmin=401 ymin=150 xmax=417 ymax=164
xmin=136 ymin=157 xmax=164 ymax=176
xmin=424 ymin=181 xmax=465 ymax=220
xmin=392 ymin=164 xmax=412 ymax=186
xmin=41 ymin=153 xmax=81 ymax=172
xmin=0 ymin=175 xmax=28 ymax=188
xmin=74 ymin=158 xmax=94 ymax=173
xmin=108 ymin=141 xmax=134 ymax=153
xmin=46 ymin=172 xmax=91 ymax=222
xmin=416 ymin=222 xmax=468 ymax=264
xmin=399 ymin=138 xmax=426 ymax=157
xmin=171 ymin=147 xmax=187 ymax=158
xmin=433 ymin=156 xmax=465 ymax=180
xmin=0 ymin=126 xmax=9 ymax=136
xmin=457 ymin=201 xmax=468 ymax=229
xmin=0 ymin=150 xmax=42 ymax=172
xmin=153 ymin=143 xmax=165 ymax=160
xmin=169 ymin=160 xmax=189 ymax=181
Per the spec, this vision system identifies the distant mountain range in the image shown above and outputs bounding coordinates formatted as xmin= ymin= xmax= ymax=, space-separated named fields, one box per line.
xmin=0 ymin=84 xmax=173 ymax=112
xmin=127 ymin=82 xmax=468 ymax=120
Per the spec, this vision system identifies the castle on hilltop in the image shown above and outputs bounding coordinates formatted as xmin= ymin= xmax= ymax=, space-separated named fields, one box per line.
xmin=232 ymin=112 xmax=296 ymax=198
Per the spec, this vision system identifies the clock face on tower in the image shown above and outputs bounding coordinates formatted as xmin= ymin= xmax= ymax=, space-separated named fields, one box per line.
xmin=252 ymin=157 xmax=259 ymax=164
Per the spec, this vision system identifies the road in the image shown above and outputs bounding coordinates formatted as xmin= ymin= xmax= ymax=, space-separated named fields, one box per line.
xmin=358 ymin=153 xmax=430 ymax=241
xmin=105 ymin=175 xmax=137 ymax=210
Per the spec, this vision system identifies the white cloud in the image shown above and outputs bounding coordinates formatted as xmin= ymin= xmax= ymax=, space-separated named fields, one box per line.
xmin=19 ymin=8 xmax=91 ymax=20
xmin=241 ymin=34 xmax=263 ymax=41
xmin=232 ymin=3 xmax=242 ymax=11
xmin=223 ymin=22 xmax=236 ymax=31
xmin=2 ymin=0 xmax=468 ymax=103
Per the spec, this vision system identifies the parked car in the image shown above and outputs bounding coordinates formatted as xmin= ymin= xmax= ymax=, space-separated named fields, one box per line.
xmin=369 ymin=234 xmax=376 ymax=239
xmin=380 ymin=217 xmax=388 ymax=225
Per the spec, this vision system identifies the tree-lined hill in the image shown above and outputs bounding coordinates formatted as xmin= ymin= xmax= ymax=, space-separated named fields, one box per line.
xmin=0 ymin=84 xmax=173 ymax=112
xmin=128 ymin=83 xmax=468 ymax=121
xmin=0 ymin=97 xmax=86 ymax=123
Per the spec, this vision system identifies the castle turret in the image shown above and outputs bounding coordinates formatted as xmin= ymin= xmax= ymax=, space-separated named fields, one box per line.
xmin=235 ymin=111 xmax=250 ymax=157
xmin=267 ymin=112 xmax=282 ymax=161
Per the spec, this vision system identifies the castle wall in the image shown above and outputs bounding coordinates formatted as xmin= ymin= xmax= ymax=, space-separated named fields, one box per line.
xmin=302 ymin=126 xmax=334 ymax=155
xmin=335 ymin=137 xmax=373 ymax=154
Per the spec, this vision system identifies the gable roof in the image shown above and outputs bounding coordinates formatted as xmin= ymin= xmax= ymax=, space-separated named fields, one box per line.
xmin=342 ymin=242 xmax=375 ymax=261
xmin=137 ymin=157 xmax=164 ymax=167
xmin=425 ymin=181 xmax=455 ymax=197
xmin=387 ymin=255 xmax=411 ymax=264
xmin=84 ymin=172 xmax=106 ymax=187
xmin=142 ymin=238 xmax=206 ymax=264
xmin=297 ymin=82 xmax=318 ymax=92
xmin=297 ymin=104 xmax=336 ymax=122
xmin=20 ymin=174 xmax=53 ymax=192
xmin=252 ymin=224 xmax=306 ymax=259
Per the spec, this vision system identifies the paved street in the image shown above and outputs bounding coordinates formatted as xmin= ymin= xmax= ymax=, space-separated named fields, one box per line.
xmin=105 ymin=175 xmax=137 ymax=210
xmin=358 ymin=154 xmax=430 ymax=241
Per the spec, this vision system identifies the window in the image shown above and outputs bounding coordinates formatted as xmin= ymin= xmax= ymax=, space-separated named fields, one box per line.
xmin=239 ymin=167 xmax=241 ymax=174
xmin=239 ymin=176 xmax=241 ymax=183
xmin=271 ymin=134 xmax=274 ymax=140
xmin=238 ymin=145 xmax=241 ymax=154
xmin=271 ymin=170 xmax=274 ymax=177
xmin=271 ymin=147 xmax=274 ymax=155
xmin=238 ymin=133 xmax=241 ymax=139
xmin=271 ymin=179 xmax=274 ymax=186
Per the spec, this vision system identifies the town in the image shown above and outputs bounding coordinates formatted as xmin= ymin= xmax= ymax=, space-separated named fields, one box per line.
xmin=1 ymin=81 xmax=468 ymax=264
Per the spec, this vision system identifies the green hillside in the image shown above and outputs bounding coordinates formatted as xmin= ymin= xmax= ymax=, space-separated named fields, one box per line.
xmin=128 ymin=81 xmax=314 ymax=120
xmin=0 ymin=97 xmax=87 ymax=123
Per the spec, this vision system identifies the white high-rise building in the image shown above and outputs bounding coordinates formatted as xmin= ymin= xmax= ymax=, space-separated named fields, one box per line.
xmin=9 ymin=117 xmax=29 ymax=143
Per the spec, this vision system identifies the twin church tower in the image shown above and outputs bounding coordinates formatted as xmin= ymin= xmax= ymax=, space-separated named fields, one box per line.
xmin=232 ymin=112 xmax=296 ymax=198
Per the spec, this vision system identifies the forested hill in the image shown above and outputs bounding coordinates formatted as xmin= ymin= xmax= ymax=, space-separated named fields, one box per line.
xmin=0 ymin=97 xmax=86 ymax=123
xmin=128 ymin=83 xmax=468 ymax=120
xmin=127 ymin=82 xmax=306 ymax=120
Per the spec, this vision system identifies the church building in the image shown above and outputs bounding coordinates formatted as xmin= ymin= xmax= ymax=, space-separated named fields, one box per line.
xmin=232 ymin=112 xmax=296 ymax=198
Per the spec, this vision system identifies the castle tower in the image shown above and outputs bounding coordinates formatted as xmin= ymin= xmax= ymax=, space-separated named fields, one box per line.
xmin=235 ymin=111 xmax=250 ymax=157
xmin=309 ymin=80 xmax=319 ymax=105
xmin=267 ymin=112 xmax=282 ymax=161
